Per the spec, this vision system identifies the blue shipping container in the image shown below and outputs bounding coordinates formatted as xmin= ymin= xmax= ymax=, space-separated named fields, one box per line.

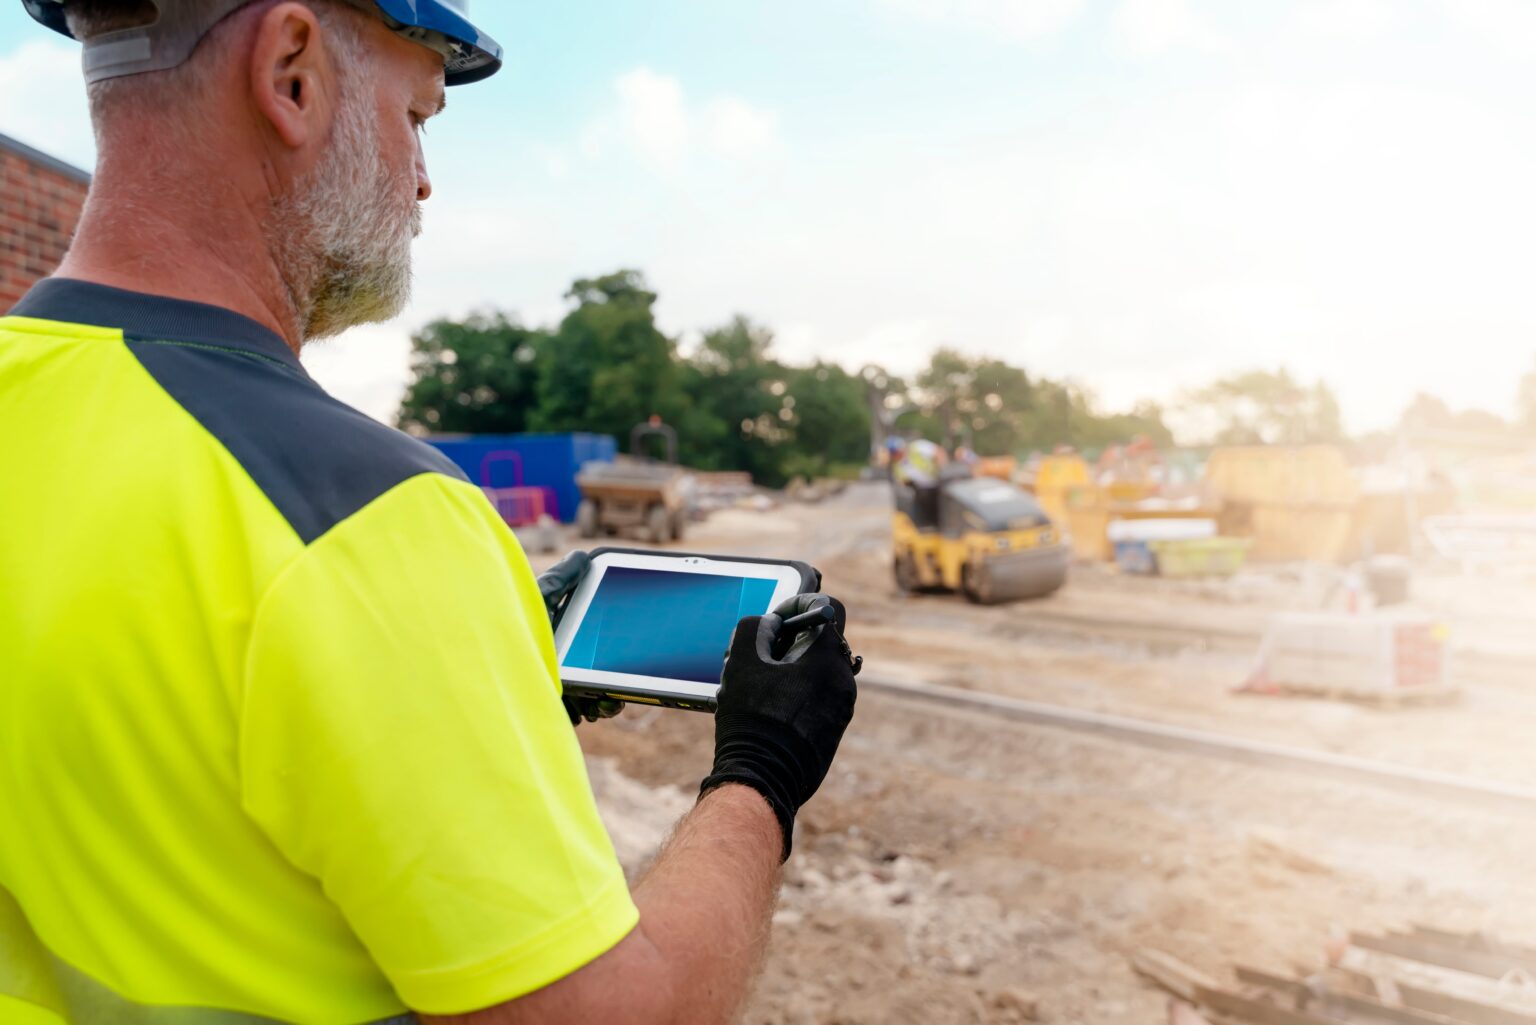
xmin=426 ymin=433 xmax=616 ymax=524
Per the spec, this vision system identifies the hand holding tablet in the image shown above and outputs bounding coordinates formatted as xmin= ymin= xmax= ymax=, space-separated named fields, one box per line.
xmin=548 ymin=546 xmax=861 ymax=860
xmin=535 ymin=550 xmax=624 ymax=725
xmin=554 ymin=548 xmax=821 ymax=711
xmin=703 ymin=592 xmax=859 ymax=859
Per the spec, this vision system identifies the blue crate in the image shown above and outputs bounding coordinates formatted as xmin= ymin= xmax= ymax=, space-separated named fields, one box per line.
xmin=1112 ymin=539 xmax=1158 ymax=576
xmin=426 ymin=433 xmax=616 ymax=523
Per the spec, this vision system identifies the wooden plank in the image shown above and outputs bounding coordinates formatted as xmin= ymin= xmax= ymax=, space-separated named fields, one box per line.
xmin=1410 ymin=926 xmax=1491 ymax=950
xmin=1409 ymin=925 xmax=1536 ymax=964
xmin=1322 ymin=966 xmax=1379 ymax=998
xmin=1330 ymin=993 xmax=1471 ymax=1025
xmin=1196 ymin=984 xmax=1346 ymax=1025
xmin=1352 ymin=933 xmax=1536 ymax=981
xmin=1233 ymin=967 xmax=1467 ymax=1025
xmin=1134 ymin=948 xmax=1222 ymax=1004
xmin=1237 ymin=965 xmax=1311 ymax=999
xmin=1402 ymin=985 xmax=1536 ymax=1025
xmin=1171 ymin=1003 xmax=1251 ymax=1025
xmin=1335 ymin=964 xmax=1536 ymax=1025
xmin=1342 ymin=949 xmax=1536 ymax=1017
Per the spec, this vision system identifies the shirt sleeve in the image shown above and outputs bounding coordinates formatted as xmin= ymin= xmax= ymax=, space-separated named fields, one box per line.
xmin=239 ymin=473 xmax=638 ymax=1015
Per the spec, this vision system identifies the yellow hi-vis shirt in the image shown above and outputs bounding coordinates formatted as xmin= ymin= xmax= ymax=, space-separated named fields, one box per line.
xmin=0 ymin=279 xmax=639 ymax=1024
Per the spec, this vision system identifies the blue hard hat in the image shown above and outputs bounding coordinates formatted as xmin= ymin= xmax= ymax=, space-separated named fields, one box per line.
xmin=22 ymin=0 xmax=502 ymax=86
xmin=369 ymin=0 xmax=501 ymax=85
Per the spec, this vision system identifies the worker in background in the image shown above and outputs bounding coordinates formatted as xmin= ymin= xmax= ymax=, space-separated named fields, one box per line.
xmin=0 ymin=2 xmax=857 ymax=1023
xmin=893 ymin=437 xmax=946 ymax=487
xmin=892 ymin=437 xmax=947 ymax=529
xmin=883 ymin=434 xmax=907 ymax=474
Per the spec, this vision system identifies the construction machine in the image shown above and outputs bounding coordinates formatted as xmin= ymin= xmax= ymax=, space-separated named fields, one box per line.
xmin=893 ymin=472 xmax=1070 ymax=604
xmin=576 ymin=419 xmax=692 ymax=544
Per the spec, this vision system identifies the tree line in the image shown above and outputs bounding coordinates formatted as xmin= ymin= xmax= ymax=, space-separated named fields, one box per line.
xmin=397 ymin=271 xmax=868 ymax=488
xmin=404 ymin=269 xmax=1533 ymax=486
xmin=396 ymin=269 xmax=1194 ymax=487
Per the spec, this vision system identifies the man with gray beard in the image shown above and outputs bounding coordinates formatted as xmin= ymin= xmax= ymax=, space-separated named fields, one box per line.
xmin=0 ymin=2 xmax=858 ymax=1024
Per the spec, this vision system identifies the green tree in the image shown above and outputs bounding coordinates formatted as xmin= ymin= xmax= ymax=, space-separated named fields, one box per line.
xmin=1182 ymin=368 xmax=1343 ymax=446
xmin=907 ymin=348 xmax=1038 ymax=454
xmin=781 ymin=361 xmax=871 ymax=479
xmin=1074 ymin=399 xmax=1175 ymax=451
xmin=1012 ymin=378 xmax=1073 ymax=453
xmin=677 ymin=315 xmax=786 ymax=481
xmin=394 ymin=273 xmax=1180 ymax=481
xmin=531 ymin=270 xmax=684 ymax=440
xmin=889 ymin=350 xmax=1173 ymax=456
xmin=1400 ymin=392 xmax=1510 ymax=437
xmin=397 ymin=312 xmax=548 ymax=434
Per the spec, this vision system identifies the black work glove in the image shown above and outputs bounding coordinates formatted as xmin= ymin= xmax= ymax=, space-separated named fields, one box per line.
xmin=700 ymin=593 xmax=859 ymax=860
xmin=536 ymin=550 xmax=624 ymax=726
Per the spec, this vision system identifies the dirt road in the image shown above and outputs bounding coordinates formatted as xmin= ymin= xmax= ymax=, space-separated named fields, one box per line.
xmin=554 ymin=483 xmax=1536 ymax=1024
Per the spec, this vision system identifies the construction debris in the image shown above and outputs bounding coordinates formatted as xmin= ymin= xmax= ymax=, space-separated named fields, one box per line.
xmin=1136 ymin=926 xmax=1536 ymax=1025
xmin=1246 ymin=828 xmax=1334 ymax=877
xmin=690 ymin=470 xmax=760 ymax=515
xmin=988 ymin=986 xmax=1041 ymax=1022
xmin=1241 ymin=612 xmax=1461 ymax=707
xmin=784 ymin=475 xmax=852 ymax=504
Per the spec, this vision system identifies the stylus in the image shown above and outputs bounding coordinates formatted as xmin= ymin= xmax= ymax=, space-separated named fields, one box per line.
xmin=780 ymin=605 xmax=836 ymax=633
xmin=776 ymin=604 xmax=863 ymax=676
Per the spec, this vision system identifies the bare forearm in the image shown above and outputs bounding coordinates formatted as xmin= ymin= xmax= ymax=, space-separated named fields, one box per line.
xmin=630 ymin=783 xmax=783 ymax=1023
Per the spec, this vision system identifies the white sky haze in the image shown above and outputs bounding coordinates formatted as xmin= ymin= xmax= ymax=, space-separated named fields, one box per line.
xmin=3 ymin=0 xmax=1534 ymax=433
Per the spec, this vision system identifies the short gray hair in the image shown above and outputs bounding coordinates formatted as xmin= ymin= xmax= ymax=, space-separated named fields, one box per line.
xmin=65 ymin=0 xmax=373 ymax=134
xmin=61 ymin=0 xmax=160 ymax=38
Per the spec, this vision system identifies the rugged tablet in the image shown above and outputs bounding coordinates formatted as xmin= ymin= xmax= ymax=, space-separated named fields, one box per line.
xmin=554 ymin=548 xmax=820 ymax=711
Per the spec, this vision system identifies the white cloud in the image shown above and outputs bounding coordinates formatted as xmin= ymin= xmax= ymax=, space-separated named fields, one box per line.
xmin=591 ymin=68 xmax=781 ymax=172
xmin=1109 ymin=0 xmax=1232 ymax=57
xmin=637 ymin=49 xmax=1536 ymax=434
xmin=877 ymin=0 xmax=1085 ymax=42
xmin=532 ymin=144 xmax=570 ymax=181
xmin=1295 ymin=0 xmax=1397 ymax=38
xmin=777 ymin=319 xmax=939 ymax=376
xmin=615 ymin=68 xmax=690 ymax=168
xmin=702 ymin=97 xmax=780 ymax=161
xmin=1437 ymin=0 xmax=1536 ymax=58
xmin=0 ymin=38 xmax=94 ymax=171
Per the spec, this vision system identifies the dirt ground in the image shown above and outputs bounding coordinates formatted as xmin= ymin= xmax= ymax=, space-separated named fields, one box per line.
xmin=546 ymin=483 xmax=1536 ymax=1024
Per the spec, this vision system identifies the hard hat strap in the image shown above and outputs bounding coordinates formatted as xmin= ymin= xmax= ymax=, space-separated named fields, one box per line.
xmin=79 ymin=0 xmax=253 ymax=84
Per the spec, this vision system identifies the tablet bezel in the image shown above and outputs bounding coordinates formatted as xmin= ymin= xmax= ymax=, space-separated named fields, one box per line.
xmin=554 ymin=551 xmax=806 ymax=709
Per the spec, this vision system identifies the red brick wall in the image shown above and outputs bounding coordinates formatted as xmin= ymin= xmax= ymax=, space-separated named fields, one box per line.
xmin=1 ymin=138 xmax=90 ymax=310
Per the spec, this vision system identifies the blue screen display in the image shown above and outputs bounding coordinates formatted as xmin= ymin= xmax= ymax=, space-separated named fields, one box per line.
xmin=564 ymin=567 xmax=780 ymax=685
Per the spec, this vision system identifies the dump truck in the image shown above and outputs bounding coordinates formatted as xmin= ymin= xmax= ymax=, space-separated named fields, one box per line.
xmin=575 ymin=420 xmax=692 ymax=544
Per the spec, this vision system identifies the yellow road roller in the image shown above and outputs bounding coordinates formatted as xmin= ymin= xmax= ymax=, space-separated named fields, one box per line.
xmin=893 ymin=476 xmax=1070 ymax=603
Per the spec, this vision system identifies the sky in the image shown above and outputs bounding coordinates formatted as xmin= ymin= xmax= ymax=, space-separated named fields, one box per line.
xmin=4 ymin=0 xmax=1536 ymax=433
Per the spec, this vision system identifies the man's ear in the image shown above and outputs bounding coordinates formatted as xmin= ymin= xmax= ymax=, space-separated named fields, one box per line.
xmin=249 ymin=2 xmax=334 ymax=150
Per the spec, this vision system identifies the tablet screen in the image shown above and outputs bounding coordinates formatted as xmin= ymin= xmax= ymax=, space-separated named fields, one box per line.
xmin=563 ymin=567 xmax=780 ymax=684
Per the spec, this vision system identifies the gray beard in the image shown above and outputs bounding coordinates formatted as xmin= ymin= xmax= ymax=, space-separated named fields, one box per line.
xmin=268 ymin=99 xmax=419 ymax=343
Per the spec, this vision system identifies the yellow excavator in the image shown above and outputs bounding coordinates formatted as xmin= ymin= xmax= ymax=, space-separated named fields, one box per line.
xmin=893 ymin=473 xmax=1070 ymax=604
